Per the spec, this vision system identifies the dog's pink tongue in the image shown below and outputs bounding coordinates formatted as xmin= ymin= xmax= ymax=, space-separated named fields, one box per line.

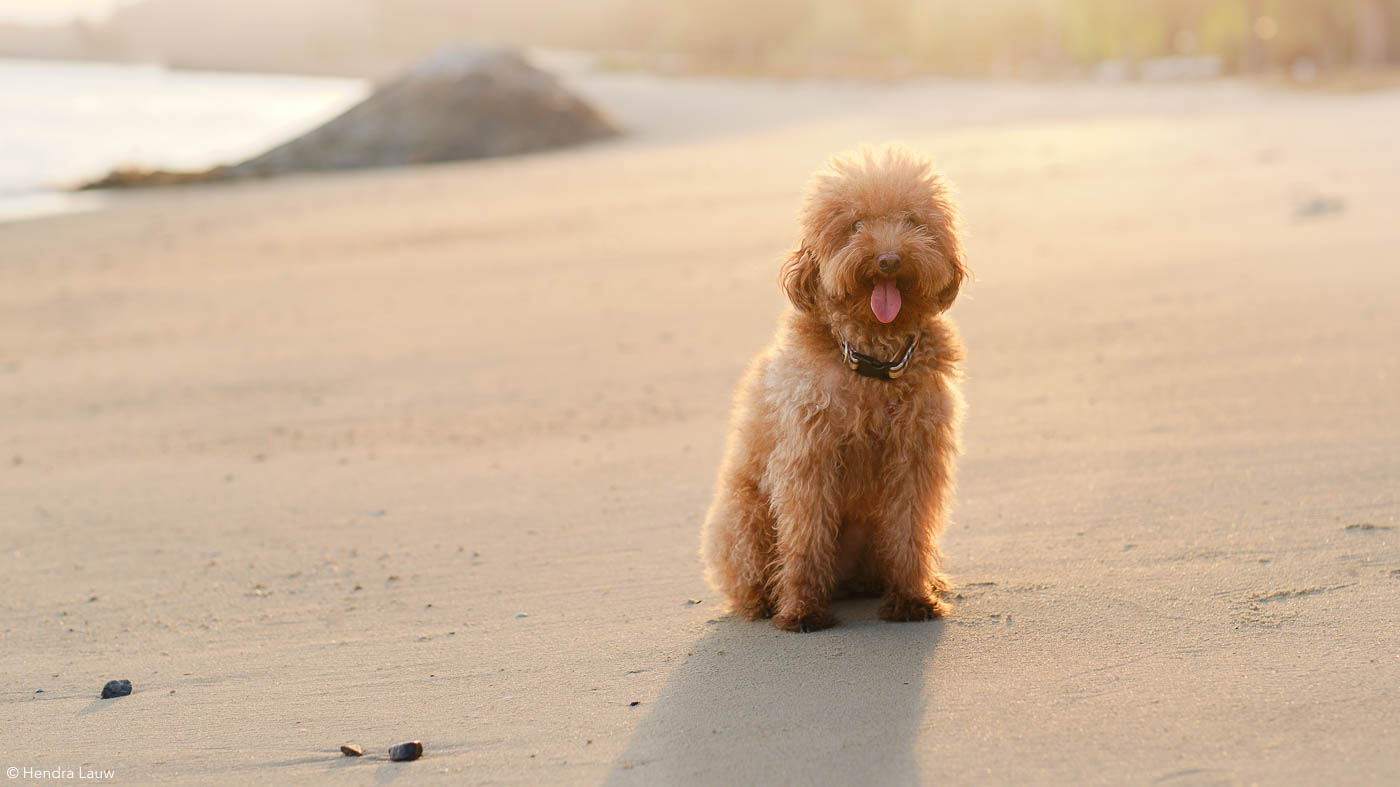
xmin=871 ymin=277 xmax=901 ymax=323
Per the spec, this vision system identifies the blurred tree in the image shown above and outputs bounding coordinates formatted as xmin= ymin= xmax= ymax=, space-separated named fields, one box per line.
xmin=9 ymin=0 xmax=1399 ymax=78
xmin=1355 ymin=0 xmax=1390 ymax=67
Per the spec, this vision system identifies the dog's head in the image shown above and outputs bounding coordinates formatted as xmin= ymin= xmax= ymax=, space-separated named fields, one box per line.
xmin=780 ymin=146 xmax=967 ymax=330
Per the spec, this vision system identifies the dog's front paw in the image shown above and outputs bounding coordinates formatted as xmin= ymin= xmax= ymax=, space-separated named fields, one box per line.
xmin=773 ymin=608 xmax=838 ymax=633
xmin=879 ymin=594 xmax=950 ymax=622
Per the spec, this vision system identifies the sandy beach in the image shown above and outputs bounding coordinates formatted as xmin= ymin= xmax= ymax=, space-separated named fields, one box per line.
xmin=3 ymin=71 xmax=1398 ymax=784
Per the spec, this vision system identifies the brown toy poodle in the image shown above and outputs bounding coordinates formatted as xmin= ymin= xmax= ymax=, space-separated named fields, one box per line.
xmin=701 ymin=145 xmax=969 ymax=632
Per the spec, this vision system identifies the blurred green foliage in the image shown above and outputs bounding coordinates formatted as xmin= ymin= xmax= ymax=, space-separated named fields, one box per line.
xmin=3 ymin=0 xmax=1393 ymax=78
xmin=610 ymin=0 xmax=1399 ymax=74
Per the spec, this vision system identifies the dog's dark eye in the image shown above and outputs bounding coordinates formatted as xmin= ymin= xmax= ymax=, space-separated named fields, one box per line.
xmin=904 ymin=216 xmax=919 ymax=229
xmin=852 ymin=220 xmax=863 ymax=233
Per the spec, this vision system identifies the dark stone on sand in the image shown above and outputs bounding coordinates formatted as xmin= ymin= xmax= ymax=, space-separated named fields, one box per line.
xmin=81 ymin=47 xmax=616 ymax=189
xmin=340 ymin=744 xmax=363 ymax=757
xmin=388 ymin=741 xmax=423 ymax=762
xmin=1294 ymin=195 xmax=1346 ymax=219
xmin=100 ymin=679 xmax=132 ymax=699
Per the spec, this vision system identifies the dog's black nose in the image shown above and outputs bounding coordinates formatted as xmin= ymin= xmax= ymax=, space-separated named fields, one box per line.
xmin=877 ymin=252 xmax=901 ymax=274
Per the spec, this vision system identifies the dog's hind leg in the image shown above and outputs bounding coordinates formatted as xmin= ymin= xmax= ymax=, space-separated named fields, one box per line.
xmin=701 ymin=477 xmax=776 ymax=619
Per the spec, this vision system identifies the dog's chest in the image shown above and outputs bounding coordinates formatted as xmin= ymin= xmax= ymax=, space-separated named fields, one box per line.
xmin=835 ymin=388 xmax=906 ymax=476
xmin=845 ymin=396 xmax=901 ymax=451
xmin=809 ymin=361 xmax=937 ymax=482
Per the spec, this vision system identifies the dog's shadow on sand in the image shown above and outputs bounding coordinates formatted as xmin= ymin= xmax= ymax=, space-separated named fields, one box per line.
xmin=607 ymin=599 xmax=944 ymax=785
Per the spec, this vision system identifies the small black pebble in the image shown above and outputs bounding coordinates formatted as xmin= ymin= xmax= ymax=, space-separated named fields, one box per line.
xmin=388 ymin=741 xmax=423 ymax=762
xmin=35 ymin=689 xmax=44 ymax=694
xmin=101 ymin=679 xmax=132 ymax=699
xmin=340 ymin=744 xmax=363 ymax=757
xmin=629 ymin=701 xmax=640 ymax=707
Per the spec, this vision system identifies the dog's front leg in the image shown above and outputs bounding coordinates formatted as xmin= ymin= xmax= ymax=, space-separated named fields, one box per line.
xmin=765 ymin=421 xmax=842 ymax=633
xmin=873 ymin=416 xmax=956 ymax=622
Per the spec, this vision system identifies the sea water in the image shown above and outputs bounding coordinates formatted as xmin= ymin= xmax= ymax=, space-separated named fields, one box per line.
xmin=0 ymin=57 xmax=366 ymax=221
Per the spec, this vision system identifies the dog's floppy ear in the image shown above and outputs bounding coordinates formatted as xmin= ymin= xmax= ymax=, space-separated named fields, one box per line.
xmin=779 ymin=244 xmax=819 ymax=313
xmin=931 ymin=223 xmax=969 ymax=314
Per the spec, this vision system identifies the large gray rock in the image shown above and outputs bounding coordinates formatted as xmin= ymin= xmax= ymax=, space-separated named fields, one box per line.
xmin=230 ymin=47 xmax=616 ymax=177
xmin=83 ymin=47 xmax=616 ymax=188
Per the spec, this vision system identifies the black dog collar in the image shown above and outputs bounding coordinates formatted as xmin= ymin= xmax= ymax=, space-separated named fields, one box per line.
xmin=840 ymin=335 xmax=918 ymax=380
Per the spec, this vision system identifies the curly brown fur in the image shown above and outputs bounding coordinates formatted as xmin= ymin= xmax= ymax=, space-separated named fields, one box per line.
xmin=701 ymin=145 xmax=968 ymax=632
